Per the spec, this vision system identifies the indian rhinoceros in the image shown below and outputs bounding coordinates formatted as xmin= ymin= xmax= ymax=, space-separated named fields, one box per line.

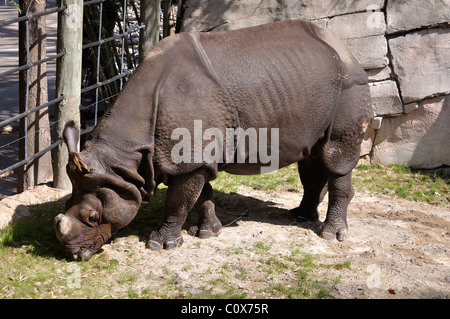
xmin=54 ymin=19 xmax=372 ymax=261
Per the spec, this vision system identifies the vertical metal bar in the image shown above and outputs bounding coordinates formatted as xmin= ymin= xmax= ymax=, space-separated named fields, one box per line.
xmin=120 ymin=0 xmax=126 ymax=90
xmin=94 ymin=1 xmax=103 ymax=127
xmin=24 ymin=18 xmax=30 ymax=172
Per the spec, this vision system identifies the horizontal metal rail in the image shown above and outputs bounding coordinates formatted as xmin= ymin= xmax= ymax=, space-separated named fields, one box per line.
xmin=0 ymin=96 xmax=64 ymax=128
xmin=0 ymin=5 xmax=67 ymax=27
xmin=0 ymin=0 xmax=105 ymax=28
xmin=84 ymin=0 xmax=107 ymax=6
xmin=0 ymin=139 xmax=61 ymax=177
xmin=0 ymin=51 xmax=66 ymax=78
xmin=82 ymin=23 xmax=146 ymax=49
xmin=80 ymin=125 xmax=96 ymax=136
xmin=81 ymin=70 xmax=133 ymax=94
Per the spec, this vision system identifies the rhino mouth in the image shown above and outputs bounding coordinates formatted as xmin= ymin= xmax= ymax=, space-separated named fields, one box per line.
xmin=61 ymin=224 xmax=112 ymax=261
xmin=64 ymin=238 xmax=102 ymax=261
xmin=70 ymin=249 xmax=95 ymax=261
xmin=64 ymin=236 xmax=106 ymax=261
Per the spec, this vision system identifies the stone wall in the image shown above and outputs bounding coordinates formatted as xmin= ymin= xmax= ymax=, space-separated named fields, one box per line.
xmin=182 ymin=0 xmax=450 ymax=168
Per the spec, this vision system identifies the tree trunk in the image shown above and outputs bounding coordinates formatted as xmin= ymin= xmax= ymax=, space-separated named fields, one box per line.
xmin=162 ymin=0 xmax=173 ymax=38
xmin=18 ymin=0 xmax=52 ymax=193
xmin=139 ymin=0 xmax=161 ymax=62
xmin=53 ymin=0 xmax=84 ymax=190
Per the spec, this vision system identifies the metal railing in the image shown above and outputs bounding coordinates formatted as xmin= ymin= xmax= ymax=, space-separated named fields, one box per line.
xmin=0 ymin=1 xmax=64 ymax=180
xmin=80 ymin=0 xmax=145 ymax=134
xmin=0 ymin=0 xmax=145 ymax=190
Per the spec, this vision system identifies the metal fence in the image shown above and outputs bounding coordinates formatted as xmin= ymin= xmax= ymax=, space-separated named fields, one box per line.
xmin=0 ymin=0 xmax=147 ymax=196
xmin=80 ymin=0 xmax=145 ymax=134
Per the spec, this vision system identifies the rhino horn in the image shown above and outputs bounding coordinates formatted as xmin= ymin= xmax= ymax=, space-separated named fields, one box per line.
xmin=55 ymin=214 xmax=73 ymax=238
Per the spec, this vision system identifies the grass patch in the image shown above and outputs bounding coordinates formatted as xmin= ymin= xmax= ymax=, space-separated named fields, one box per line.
xmin=253 ymin=241 xmax=271 ymax=253
xmin=211 ymin=165 xmax=300 ymax=194
xmin=188 ymin=245 xmax=341 ymax=299
xmin=213 ymin=163 xmax=448 ymax=206
xmin=258 ymin=248 xmax=336 ymax=299
xmin=353 ymin=164 xmax=449 ymax=206
xmin=0 ymin=189 xmax=169 ymax=299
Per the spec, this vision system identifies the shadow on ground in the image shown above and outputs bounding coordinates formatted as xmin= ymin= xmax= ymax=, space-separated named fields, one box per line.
xmin=1 ymin=188 xmax=319 ymax=260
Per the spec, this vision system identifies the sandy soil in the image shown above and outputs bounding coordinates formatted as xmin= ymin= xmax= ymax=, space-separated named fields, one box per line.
xmin=100 ymin=186 xmax=450 ymax=299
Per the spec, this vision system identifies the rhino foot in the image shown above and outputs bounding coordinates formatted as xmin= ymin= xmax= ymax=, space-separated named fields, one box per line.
xmin=318 ymin=222 xmax=348 ymax=242
xmin=146 ymin=230 xmax=184 ymax=250
xmin=187 ymin=225 xmax=222 ymax=239
xmin=290 ymin=206 xmax=319 ymax=223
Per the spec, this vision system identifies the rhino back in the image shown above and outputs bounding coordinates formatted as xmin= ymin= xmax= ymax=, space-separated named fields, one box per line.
xmin=202 ymin=21 xmax=341 ymax=124
xmin=195 ymin=20 xmax=351 ymax=167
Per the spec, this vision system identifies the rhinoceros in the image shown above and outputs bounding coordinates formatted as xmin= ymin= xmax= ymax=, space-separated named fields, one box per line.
xmin=54 ymin=19 xmax=372 ymax=261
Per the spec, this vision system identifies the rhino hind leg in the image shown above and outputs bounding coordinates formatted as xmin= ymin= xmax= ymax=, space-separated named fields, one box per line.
xmin=146 ymin=169 xmax=212 ymax=250
xmin=188 ymin=182 xmax=223 ymax=239
xmin=317 ymin=83 xmax=371 ymax=241
xmin=318 ymin=172 xmax=354 ymax=241
xmin=293 ymin=154 xmax=354 ymax=242
xmin=291 ymin=156 xmax=328 ymax=222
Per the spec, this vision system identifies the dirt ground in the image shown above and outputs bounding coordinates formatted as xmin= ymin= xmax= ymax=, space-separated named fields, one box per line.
xmin=1 ymin=182 xmax=448 ymax=298
xmin=100 ymin=185 xmax=450 ymax=299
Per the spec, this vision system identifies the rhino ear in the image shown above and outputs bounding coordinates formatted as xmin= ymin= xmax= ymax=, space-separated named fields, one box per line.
xmin=63 ymin=121 xmax=79 ymax=153
xmin=64 ymin=121 xmax=89 ymax=175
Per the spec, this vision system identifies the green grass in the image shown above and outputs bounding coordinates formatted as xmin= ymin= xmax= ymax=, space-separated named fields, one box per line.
xmin=257 ymin=247 xmax=336 ymax=298
xmin=0 ymin=163 xmax=447 ymax=298
xmin=211 ymin=164 xmax=300 ymax=194
xmin=193 ymin=244 xmax=342 ymax=299
xmin=212 ymin=163 xmax=448 ymax=206
xmin=0 ymin=187 xmax=169 ymax=298
xmin=352 ymin=164 xmax=449 ymax=206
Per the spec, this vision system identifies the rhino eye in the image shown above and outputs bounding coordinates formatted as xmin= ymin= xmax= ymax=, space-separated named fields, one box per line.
xmin=88 ymin=210 xmax=99 ymax=223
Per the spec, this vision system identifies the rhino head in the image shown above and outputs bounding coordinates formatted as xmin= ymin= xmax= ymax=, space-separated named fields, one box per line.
xmin=54 ymin=121 xmax=142 ymax=261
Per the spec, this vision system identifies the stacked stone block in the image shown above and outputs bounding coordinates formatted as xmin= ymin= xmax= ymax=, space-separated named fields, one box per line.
xmin=182 ymin=0 xmax=450 ymax=168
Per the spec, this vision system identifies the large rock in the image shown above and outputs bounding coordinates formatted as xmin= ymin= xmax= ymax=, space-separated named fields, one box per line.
xmin=366 ymin=66 xmax=392 ymax=82
xmin=341 ymin=35 xmax=389 ymax=69
xmin=372 ymin=95 xmax=450 ymax=169
xmin=360 ymin=127 xmax=375 ymax=157
xmin=327 ymin=11 xmax=386 ymax=39
xmin=182 ymin=0 xmax=385 ymax=32
xmin=0 ymin=185 xmax=70 ymax=230
xmin=295 ymin=0 xmax=385 ymax=20
xmin=386 ymin=0 xmax=450 ymax=34
xmin=182 ymin=1 xmax=390 ymax=69
xmin=369 ymin=80 xmax=403 ymax=116
xmin=389 ymin=28 xmax=450 ymax=103
xmin=327 ymin=12 xmax=388 ymax=69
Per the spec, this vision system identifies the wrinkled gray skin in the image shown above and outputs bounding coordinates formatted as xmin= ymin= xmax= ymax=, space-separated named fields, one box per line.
xmin=54 ymin=20 xmax=372 ymax=261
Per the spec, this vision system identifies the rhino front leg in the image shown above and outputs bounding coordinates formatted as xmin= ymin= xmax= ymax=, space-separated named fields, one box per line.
xmin=188 ymin=182 xmax=222 ymax=239
xmin=146 ymin=169 xmax=211 ymax=250
xmin=319 ymin=172 xmax=354 ymax=241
